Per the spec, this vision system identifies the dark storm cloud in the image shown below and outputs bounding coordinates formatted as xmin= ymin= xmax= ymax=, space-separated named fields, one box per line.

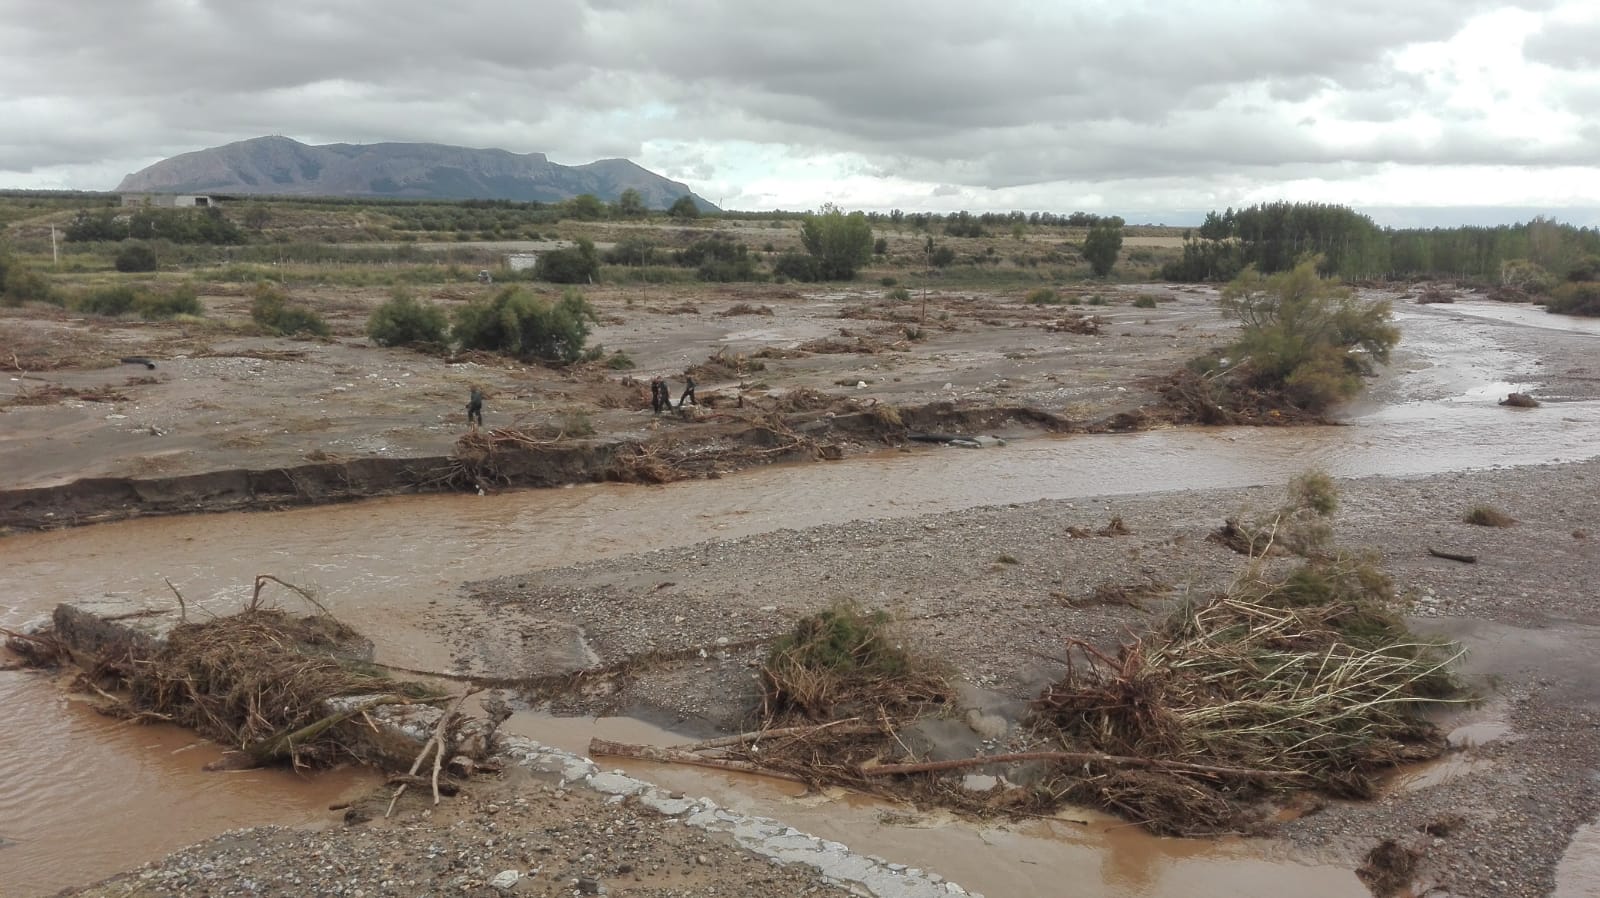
xmin=0 ymin=0 xmax=1589 ymax=199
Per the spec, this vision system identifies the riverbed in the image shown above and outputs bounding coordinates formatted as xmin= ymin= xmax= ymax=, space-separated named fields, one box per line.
xmin=4 ymin=299 xmax=1599 ymax=897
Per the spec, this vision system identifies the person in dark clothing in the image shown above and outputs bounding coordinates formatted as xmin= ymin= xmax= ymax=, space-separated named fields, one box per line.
xmin=678 ymin=375 xmax=697 ymax=408
xmin=650 ymin=376 xmax=669 ymax=414
xmin=466 ymin=386 xmax=484 ymax=427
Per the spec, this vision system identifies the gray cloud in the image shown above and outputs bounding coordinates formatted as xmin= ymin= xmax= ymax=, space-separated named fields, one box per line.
xmin=1524 ymin=15 xmax=1600 ymax=68
xmin=0 ymin=0 xmax=1593 ymax=211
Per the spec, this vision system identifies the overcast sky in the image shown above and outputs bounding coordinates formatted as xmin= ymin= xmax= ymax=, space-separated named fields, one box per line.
xmin=3 ymin=0 xmax=1599 ymax=224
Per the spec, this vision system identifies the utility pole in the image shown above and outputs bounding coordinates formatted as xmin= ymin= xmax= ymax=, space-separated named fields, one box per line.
xmin=922 ymin=235 xmax=934 ymax=325
xmin=50 ymin=225 xmax=59 ymax=267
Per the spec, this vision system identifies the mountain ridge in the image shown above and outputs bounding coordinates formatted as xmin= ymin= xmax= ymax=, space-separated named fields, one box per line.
xmin=116 ymin=136 xmax=714 ymax=209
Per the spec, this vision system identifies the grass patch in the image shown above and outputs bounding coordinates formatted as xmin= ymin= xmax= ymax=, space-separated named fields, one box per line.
xmin=1025 ymin=287 xmax=1061 ymax=305
xmin=1132 ymin=295 xmax=1158 ymax=309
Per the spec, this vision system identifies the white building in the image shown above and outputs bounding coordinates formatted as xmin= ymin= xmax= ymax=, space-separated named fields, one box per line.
xmin=121 ymin=194 xmax=215 ymax=208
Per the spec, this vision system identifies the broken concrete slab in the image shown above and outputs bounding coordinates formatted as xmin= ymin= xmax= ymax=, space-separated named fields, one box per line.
xmin=52 ymin=597 xmax=183 ymax=664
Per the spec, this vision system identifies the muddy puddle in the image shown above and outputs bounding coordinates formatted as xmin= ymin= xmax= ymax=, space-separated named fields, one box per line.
xmin=2 ymin=299 xmax=1596 ymax=896
xmin=1556 ymin=820 xmax=1600 ymax=898
xmin=502 ymin=711 xmax=1366 ymax=898
xmin=1426 ymin=299 xmax=1600 ymax=336
xmin=0 ymin=670 xmax=375 ymax=898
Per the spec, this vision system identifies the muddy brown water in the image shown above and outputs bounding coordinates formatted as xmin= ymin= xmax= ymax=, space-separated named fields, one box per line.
xmin=3 ymin=301 xmax=1598 ymax=896
xmin=504 ymin=712 xmax=1365 ymax=898
xmin=0 ymin=672 xmax=373 ymax=898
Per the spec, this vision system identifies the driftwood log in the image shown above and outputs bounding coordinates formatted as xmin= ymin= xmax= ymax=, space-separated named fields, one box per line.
xmin=1427 ymin=547 xmax=1478 ymax=564
xmin=859 ymin=751 xmax=1301 ymax=781
xmin=588 ymin=739 xmax=808 ymax=784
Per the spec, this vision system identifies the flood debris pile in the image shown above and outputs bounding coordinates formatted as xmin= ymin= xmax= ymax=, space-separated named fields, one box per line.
xmin=1 ymin=626 xmax=67 ymax=669
xmin=593 ymin=603 xmax=955 ymax=792
xmin=587 ymin=473 xmax=1464 ymax=839
xmin=99 ymin=607 xmax=438 ymax=769
xmin=1211 ymin=469 xmax=1339 ymax=559
xmin=1031 ymin=555 xmax=1460 ymax=834
xmin=759 ymin=602 xmax=954 ymax=723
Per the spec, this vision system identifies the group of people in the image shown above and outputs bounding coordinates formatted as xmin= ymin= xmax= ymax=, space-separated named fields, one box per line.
xmin=464 ymin=375 xmax=697 ymax=428
xmin=650 ymin=375 xmax=696 ymax=413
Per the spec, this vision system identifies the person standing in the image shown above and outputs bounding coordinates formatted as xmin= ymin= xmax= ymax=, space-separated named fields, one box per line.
xmin=678 ymin=375 xmax=697 ymax=408
xmin=650 ymin=376 xmax=668 ymax=414
xmin=467 ymin=386 xmax=484 ymax=427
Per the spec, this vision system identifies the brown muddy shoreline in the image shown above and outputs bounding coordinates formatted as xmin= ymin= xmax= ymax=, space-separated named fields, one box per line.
xmin=0 ymin=400 xmax=1134 ymax=532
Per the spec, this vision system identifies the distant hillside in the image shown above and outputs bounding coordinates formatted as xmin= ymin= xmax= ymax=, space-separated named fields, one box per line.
xmin=116 ymin=136 xmax=716 ymax=210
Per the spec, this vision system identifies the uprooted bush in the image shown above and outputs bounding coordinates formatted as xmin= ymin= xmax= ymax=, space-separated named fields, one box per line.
xmin=1211 ymin=469 xmax=1339 ymax=558
xmin=1031 ymin=553 xmax=1460 ymax=834
xmin=760 ymin=603 xmax=953 ymax=722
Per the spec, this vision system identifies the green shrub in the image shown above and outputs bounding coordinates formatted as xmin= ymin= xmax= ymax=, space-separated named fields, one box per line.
xmin=603 ymin=237 xmax=657 ymax=266
xmin=366 ymin=290 xmax=448 ymax=348
xmin=537 ymin=237 xmax=600 ymax=284
xmin=452 ymin=286 xmax=598 ymax=362
xmin=886 ymin=286 xmax=911 ymax=302
xmin=251 ymin=282 xmax=330 ymax=336
xmin=1087 ymin=295 xmax=1107 ymax=305
xmin=1132 ymin=295 xmax=1159 ymax=309
xmin=604 ymin=350 xmax=636 ymax=370
xmin=880 ymin=276 xmax=898 ymax=287
xmin=135 ymin=283 xmax=203 ymax=319
xmin=1501 ymin=259 xmax=1556 ymax=294
xmin=75 ymin=284 xmax=140 ymax=316
xmin=800 ymin=205 xmax=873 ymax=280
xmin=772 ymin=252 xmax=821 ymax=282
xmin=114 ymin=243 xmax=159 ymax=273
xmin=1566 ymin=256 xmax=1600 ymax=282
xmin=1025 ymin=287 xmax=1060 ymax=305
xmin=1547 ymin=281 xmax=1600 ymax=316
xmin=1219 ymin=258 xmax=1399 ymax=412
xmin=1 ymin=261 xmax=60 ymax=306
xmin=1082 ymin=221 xmax=1124 ymax=277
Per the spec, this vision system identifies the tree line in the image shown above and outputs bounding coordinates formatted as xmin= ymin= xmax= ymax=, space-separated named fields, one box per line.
xmin=1162 ymin=201 xmax=1600 ymax=284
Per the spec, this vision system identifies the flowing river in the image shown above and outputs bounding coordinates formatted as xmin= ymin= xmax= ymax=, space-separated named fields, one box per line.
xmin=3 ymin=301 xmax=1598 ymax=897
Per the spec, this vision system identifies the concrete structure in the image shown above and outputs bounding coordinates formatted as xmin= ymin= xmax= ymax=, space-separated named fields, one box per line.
xmin=121 ymin=193 xmax=215 ymax=208
xmin=505 ymin=253 xmax=539 ymax=272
